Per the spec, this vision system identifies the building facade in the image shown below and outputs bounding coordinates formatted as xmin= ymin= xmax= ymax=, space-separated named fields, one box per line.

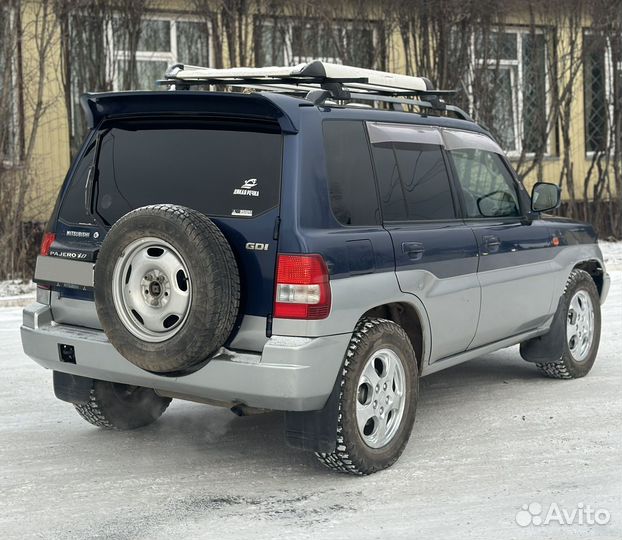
xmin=0 ymin=0 xmax=620 ymax=233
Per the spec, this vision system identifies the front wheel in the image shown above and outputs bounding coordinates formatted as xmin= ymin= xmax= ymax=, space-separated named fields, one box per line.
xmin=74 ymin=379 xmax=171 ymax=430
xmin=315 ymin=318 xmax=418 ymax=475
xmin=536 ymin=269 xmax=601 ymax=379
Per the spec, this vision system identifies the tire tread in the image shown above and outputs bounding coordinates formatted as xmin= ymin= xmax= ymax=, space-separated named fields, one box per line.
xmin=315 ymin=318 xmax=417 ymax=475
xmin=536 ymin=268 xmax=600 ymax=379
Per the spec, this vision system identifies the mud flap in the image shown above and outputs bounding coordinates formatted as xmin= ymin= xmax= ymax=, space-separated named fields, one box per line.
xmin=53 ymin=371 xmax=93 ymax=404
xmin=520 ymin=297 xmax=565 ymax=363
xmin=284 ymin=372 xmax=341 ymax=453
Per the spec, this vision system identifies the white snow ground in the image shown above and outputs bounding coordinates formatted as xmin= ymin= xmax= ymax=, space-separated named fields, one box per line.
xmin=600 ymin=240 xmax=622 ymax=270
xmin=0 ymin=279 xmax=35 ymax=307
xmin=0 ymin=254 xmax=621 ymax=539
xmin=0 ymin=279 xmax=35 ymax=298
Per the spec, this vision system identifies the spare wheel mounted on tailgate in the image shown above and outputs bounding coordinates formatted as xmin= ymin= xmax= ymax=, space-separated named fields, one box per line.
xmin=94 ymin=204 xmax=240 ymax=373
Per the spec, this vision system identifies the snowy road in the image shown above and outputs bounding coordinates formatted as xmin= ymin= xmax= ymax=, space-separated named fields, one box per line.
xmin=1 ymin=274 xmax=620 ymax=539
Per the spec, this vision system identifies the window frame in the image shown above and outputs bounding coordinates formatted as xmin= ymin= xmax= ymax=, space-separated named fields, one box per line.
xmin=254 ymin=15 xmax=383 ymax=68
xmin=582 ymin=30 xmax=619 ymax=157
xmin=107 ymin=14 xmax=213 ymax=92
xmin=67 ymin=12 xmax=213 ymax=148
xmin=470 ymin=26 xmax=552 ymax=158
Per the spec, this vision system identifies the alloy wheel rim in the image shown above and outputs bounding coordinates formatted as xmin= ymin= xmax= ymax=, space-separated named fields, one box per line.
xmin=355 ymin=348 xmax=407 ymax=449
xmin=112 ymin=237 xmax=192 ymax=343
xmin=566 ymin=289 xmax=594 ymax=362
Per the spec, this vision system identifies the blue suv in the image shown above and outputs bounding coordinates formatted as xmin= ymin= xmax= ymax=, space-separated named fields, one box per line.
xmin=21 ymin=62 xmax=610 ymax=475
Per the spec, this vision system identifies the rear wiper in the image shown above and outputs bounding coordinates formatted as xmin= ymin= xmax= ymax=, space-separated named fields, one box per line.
xmin=84 ymin=128 xmax=109 ymax=217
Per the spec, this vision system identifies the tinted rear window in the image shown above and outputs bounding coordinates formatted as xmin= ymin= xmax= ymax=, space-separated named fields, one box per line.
xmin=58 ymin=143 xmax=96 ymax=225
xmin=372 ymin=142 xmax=456 ymax=221
xmin=60 ymin=120 xmax=282 ymax=225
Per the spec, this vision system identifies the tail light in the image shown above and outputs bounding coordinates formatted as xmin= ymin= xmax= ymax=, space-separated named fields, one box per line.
xmin=274 ymin=254 xmax=331 ymax=319
xmin=36 ymin=284 xmax=51 ymax=304
xmin=40 ymin=232 xmax=56 ymax=256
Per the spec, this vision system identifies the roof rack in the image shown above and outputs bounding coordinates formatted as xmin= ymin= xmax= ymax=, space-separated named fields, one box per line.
xmin=158 ymin=60 xmax=472 ymax=121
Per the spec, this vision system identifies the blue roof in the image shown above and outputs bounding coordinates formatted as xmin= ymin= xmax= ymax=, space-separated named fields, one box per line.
xmin=80 ymin=89 xmax=489 ymax=137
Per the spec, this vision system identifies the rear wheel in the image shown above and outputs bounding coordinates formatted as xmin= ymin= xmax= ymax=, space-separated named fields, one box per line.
xmin=74 ymin=379 xmax=171 ymax=430
xmin=315 ymin=318 xmax=418 ymax=475
xmin=536 ymin=269 xmax=601 ymax=379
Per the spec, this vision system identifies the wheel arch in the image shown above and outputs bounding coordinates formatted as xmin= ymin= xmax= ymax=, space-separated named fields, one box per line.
xmin=361 ymin=301 xmax=427 ymax=371
xmin=572 ymin=259 xmax=605 ymax=298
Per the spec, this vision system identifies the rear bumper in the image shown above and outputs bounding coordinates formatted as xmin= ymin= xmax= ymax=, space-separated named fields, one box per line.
xmin=21 ymin=303 xmax=349 ymax=411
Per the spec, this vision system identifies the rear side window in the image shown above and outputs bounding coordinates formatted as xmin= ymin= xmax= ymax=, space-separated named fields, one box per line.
xmin=58 ymin=144 xmax=95 ymax=225
xmin=371 ymin=142 xmax=455 ymax=221
xmin=323 ymin=120 xmax=380 ymax=226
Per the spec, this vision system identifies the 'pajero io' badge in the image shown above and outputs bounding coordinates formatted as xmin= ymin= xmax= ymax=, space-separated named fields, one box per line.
xmin=233 ymin=178 xmax=260 ymax=197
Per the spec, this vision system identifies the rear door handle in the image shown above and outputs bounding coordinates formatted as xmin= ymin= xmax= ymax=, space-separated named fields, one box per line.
xmin=402 ymin=241 xmax=425 ymax=260
xmin=482 ymin=235 xmax=501 ymax=254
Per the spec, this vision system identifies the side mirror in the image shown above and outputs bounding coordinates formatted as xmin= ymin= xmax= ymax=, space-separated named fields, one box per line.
xmin=531 ymin=182 xmax=561 ymax=213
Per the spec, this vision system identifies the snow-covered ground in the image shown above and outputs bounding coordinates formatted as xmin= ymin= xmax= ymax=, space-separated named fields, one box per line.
xmin=600 ymin=240 xmax=622 ymax=270
xmin=0 ymin=279 xmax=35 ymax=306
xmin=0 ymin=256 xmax=621 ymax=539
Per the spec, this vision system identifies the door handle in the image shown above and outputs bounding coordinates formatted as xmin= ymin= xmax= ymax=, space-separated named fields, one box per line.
xmin=482 ymin=235 xmax=501 ymax=254
xmin=402 ymin=241 xmax=425 ymax=260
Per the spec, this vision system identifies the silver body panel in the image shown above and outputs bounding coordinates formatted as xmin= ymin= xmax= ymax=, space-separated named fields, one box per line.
xmin=34 ymin=256 xmax=94 ymax=288
xmin=21 ymin=303 xmax=349 ymax=411
xmin=470 ymin=257 xmax=555 ymax=348
xmin=22 ymin=241 xmax=606 ymax=411
xmin=397 ymin=270 xmax=480 ymax=362
xmin=49 ymin=290 xmax=269 ymax=352
xmin=272 ymin=271 xmax=433 ymax=362
xmin=51 ymin=292 xmax=101 ymax=329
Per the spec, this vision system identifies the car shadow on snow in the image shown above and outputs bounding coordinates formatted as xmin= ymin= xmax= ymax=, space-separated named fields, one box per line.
xmin=420 ymin=349 xmax=543 ymax=390
xmin=64 ymin=349 xmax=544 ymax=474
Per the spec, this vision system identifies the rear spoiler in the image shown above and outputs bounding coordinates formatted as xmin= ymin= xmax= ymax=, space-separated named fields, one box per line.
xmin=79 ymin=91 xmax=298 ymax=133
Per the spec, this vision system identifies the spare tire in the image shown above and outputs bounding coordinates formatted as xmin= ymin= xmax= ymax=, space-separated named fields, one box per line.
xmin=94 ymin=204 xmax=240 ymax=373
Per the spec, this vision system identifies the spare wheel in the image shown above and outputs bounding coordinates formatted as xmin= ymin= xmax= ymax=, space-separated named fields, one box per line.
xmin=94 ymin=204 xmax=240 ymax=373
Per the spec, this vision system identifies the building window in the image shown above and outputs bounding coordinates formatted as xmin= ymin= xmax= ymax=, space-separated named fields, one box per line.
xmin=255 ymin=17 xmax=381 ymax=69
xmin=67 ymin=13 xmax=211 ymax=155
xmin=583 ymin=33 xmax=619 ymax=154
xmin=111 ymin=16 xmax=211 ymax=91
xmin=0 ymin=5 xmax=22 ymax=165
xmin=472 ymin=29 xmax=549 ymax=156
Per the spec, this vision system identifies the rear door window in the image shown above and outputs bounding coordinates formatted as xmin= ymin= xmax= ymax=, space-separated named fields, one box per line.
xmin=89 ymin=120 xmax=282 ymax=224
xmin=371 ymin=141 xmax=456 ymax=222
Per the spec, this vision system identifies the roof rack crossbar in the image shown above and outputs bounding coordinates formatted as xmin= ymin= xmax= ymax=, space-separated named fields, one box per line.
xmin=348 ymin=93 xmax=472 ymax=121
